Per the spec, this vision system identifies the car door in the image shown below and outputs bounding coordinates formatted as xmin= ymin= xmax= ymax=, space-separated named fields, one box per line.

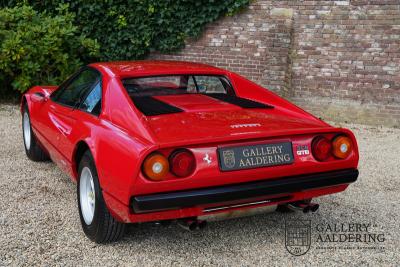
xmin=57 ymin=77 xmax=103 ymax=163
xmin=47 ymin=68 xmax=101 ymax=171
xmin=31 ymin=72 xmax=82 ymax=164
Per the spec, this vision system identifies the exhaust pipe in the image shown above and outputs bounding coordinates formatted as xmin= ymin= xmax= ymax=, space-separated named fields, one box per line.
xmin=197 ymin=220 xmax=207 ymax=230
xmin=308 ymin=203 xmax=319 ymax=212
xmin=154 ymin=220 xmax=172 ymax=227
xmin=287 ymin=201 xmax=319 ymax=213
xmin=177 ymin=219 xmax=198 ymax=231
xmin=177 ymin=218 xmax=207 ymax=231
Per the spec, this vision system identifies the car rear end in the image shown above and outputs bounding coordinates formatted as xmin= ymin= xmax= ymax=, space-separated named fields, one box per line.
xmin=126 ymin=127 xmax=358 ymax=223
xmin=107 ymin=72 xmax=359 ymax=224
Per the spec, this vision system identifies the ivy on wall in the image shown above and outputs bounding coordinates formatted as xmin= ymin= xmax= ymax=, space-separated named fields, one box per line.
xmin=8 ymin=0 xmax=249 ymax=60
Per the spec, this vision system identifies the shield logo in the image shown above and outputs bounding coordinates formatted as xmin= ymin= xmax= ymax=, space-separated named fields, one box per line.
xmin=285 ymin=220 xmax=311 ymax=256
xmin=222 ymin=150 xmax=235 ymax=169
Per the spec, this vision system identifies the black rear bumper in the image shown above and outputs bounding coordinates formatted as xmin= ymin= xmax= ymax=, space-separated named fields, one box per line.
xmin=132 ymin=169 xmax=358 ymax=213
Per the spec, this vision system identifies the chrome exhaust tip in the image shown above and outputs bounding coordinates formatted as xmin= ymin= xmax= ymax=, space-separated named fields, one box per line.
xmin=287 ymin=201 xmax=319 ymax=213
xmin=197 ymin=220 xmax=207 ymax=230
xmin=309 ymin=203 xmax=319 ymax=212
xmin=177 ymin=219 xmax=201 ymax=231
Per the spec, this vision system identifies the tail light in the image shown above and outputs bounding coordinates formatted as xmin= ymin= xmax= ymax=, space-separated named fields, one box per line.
xmin=312 ymin=136 xmax=332 ymax=161
xmin=332 ymin=135 xmax=352 ymax=159
xmin=312 ymin=134 xmax=353 ymax=161
xmin=142 ymin=153 xmax=169 ymax=181
xmin=169 ymin=149 xmax=196 ymax=177
xmin=142 ymin=149 xmax=196 ymax=181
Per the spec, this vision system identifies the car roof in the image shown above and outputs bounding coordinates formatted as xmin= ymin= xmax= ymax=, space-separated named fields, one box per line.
xmin=89 ymin=60 xmax=227 ymax=78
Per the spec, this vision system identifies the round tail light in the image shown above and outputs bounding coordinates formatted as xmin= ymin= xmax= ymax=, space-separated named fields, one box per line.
xmin=143 ymin=153 xmax=169 ymax=181
xmin=312 ymin=136 xmax=332 ymax=161
xmin=169 ymin=150 xmax=196 ymax=177
xmin=332 ymin=135 xmax=352 ymax=159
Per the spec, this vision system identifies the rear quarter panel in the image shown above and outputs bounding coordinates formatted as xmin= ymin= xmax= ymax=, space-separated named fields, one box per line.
xmin=73 ymin=117 xmax=154 ymax=205
xmin=78 ymin=69 xmax=157 ymax=205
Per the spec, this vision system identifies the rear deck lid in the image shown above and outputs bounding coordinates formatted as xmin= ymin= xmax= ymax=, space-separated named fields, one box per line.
xmin=141 ymin=94 xmax=328 ymax=145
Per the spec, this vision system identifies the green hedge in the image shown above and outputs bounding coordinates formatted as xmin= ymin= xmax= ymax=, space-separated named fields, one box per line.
xmin=0 ymin=4 xmax=99 ymax=94
xmin=0 ymin=1 xmax=249 ymax=95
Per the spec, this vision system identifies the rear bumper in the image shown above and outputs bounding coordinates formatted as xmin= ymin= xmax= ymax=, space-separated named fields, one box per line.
xmin=132 ymin=169 xmax=358 ymax=213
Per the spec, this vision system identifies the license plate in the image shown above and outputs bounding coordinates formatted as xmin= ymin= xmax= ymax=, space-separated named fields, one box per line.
xmin=218 ymin=142 xmax=294 ymax=171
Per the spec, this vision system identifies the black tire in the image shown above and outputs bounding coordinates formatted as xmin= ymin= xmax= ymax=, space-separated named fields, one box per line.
xmin=22 ymin=105 xmax=49 ymax=161
xmin=77 ymin=150 xmax=126 ymax=243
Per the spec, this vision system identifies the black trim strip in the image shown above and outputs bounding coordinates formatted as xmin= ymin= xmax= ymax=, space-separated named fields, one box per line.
xmin=132 ymin=169 xmax=358 ymax=213
xmin=131 ymin=96 xmax=183 ymax=116
xmin=206 ymin=93 xmax=273 ymax=109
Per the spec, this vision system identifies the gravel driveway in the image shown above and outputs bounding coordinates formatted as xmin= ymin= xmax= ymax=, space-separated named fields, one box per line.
xmin=0 ymin=104 xmax=399 ymax=266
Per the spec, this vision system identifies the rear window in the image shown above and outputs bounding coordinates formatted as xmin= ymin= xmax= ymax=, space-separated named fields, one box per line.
xmin=122 ymin=75 xmax=234 ymax=97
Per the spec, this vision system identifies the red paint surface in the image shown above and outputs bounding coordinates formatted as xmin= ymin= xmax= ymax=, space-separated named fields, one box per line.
xmin=22 ymin=61 xmax=359 ymax=223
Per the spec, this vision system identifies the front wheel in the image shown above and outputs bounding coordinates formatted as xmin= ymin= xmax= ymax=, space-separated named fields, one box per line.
xmin=77 ymin=150 xmax=126 ymax=243
xmin=22 ymin=105 xmax=49 ymax=161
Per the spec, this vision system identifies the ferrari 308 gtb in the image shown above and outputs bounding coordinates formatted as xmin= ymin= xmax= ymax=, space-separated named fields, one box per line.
xmin=21 ymin=61 xmax=359 ymax=243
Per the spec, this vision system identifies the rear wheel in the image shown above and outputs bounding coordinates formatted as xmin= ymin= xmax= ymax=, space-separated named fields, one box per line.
xmin=77 ymin=150 xmax=126 ymax=243
xmin=22 ymin=105 xmax=49 ymax=161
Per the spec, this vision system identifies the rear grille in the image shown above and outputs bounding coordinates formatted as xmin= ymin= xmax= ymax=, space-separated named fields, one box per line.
xmin=205 ymin=93 xmax=274 ymax=109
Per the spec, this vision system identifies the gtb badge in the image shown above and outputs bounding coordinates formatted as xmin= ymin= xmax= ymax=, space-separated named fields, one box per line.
xmin=296 ymin=145 xmax=310 ymax=156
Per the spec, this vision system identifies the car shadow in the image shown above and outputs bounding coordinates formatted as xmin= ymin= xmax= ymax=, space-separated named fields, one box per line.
xmin=118 ymin=197 xmax=371 ymax=256
xmin=121 ymin=209 xmax=310 ymax=247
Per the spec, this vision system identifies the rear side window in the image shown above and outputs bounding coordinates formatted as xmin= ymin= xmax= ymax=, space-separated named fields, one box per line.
xmin=52 ymin=69 xmax=100 ymax=108
xmin=195 ymin=76 xmax=226 ymax=94
xmin=80 ymin=82 xmax=102 ymax=116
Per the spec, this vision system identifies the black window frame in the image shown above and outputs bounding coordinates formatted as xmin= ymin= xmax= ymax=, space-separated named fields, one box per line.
xmin=50 ymin=66 xmax=103 ymax=116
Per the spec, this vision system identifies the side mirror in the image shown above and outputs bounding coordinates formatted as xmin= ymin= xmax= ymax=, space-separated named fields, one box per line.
xmin=31 ymin=92 xmax=47 ymax=103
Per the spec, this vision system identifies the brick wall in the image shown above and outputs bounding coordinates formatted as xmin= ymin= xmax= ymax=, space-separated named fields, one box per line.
xmin=150 ymin=0 xmax=400 ymax=127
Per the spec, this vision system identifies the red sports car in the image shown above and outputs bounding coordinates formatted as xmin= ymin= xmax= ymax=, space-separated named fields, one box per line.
xmin=21 ymin=61 xmax=359 ymax=243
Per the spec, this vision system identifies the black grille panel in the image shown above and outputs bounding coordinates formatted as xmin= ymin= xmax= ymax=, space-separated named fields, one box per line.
xmin=206 ymin=93 xmax=273 ymax=109
xmin=131 ymin=96 xmax=183 ymax=116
